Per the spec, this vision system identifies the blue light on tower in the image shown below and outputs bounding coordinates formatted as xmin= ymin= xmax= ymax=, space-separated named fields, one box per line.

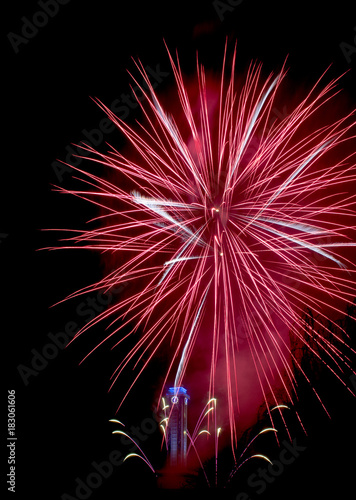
xmin=166 ymin=387 xmax=190 ymax=466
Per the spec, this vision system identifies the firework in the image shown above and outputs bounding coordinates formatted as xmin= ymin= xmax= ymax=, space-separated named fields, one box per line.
xmin=110 ymin=399 xmax=280 ymax=488
xmin=49 ymin=42 xmax=356 ymax=456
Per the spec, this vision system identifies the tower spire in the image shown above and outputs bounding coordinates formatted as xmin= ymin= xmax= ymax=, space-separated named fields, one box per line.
xmin=166 ymin=386 xmax=190 ymax=466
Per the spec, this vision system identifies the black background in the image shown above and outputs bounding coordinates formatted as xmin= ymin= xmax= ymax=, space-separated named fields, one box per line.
xmin=3 ymin=1 xmax=356 ymax=499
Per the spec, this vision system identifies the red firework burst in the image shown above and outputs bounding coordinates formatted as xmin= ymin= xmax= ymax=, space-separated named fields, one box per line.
xmin=49 ymin=43 xmax=356 ymax=454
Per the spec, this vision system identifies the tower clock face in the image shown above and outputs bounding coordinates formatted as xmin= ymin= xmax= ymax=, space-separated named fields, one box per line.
xmin=171 ymin=396 xmax=179 ymax=404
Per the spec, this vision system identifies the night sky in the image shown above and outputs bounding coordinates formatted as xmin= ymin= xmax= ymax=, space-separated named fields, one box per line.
xmin=4 ymin=1 xmax=356 ymax=499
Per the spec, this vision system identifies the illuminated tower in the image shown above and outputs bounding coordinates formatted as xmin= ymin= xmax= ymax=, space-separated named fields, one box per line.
xmin=166 ymin=387 xmax=190 ymax=466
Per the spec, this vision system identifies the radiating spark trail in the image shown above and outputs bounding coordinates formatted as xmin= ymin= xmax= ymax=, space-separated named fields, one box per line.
xmin=109 ymin=419 xmax=125 ymax=426
xmin=174 ymin=284 xmax=211 ymax=388
xmin=122 ymin=453 xmax=156 ymax=474
xmin=227 ymin=425 xmax=278 ymax=484
xmin=112 ymin=429 xmax=154 ymax=472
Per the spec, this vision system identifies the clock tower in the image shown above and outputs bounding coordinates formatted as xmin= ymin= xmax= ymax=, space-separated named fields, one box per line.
xmin=166 ymin=386 xmax=190 ymax=466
